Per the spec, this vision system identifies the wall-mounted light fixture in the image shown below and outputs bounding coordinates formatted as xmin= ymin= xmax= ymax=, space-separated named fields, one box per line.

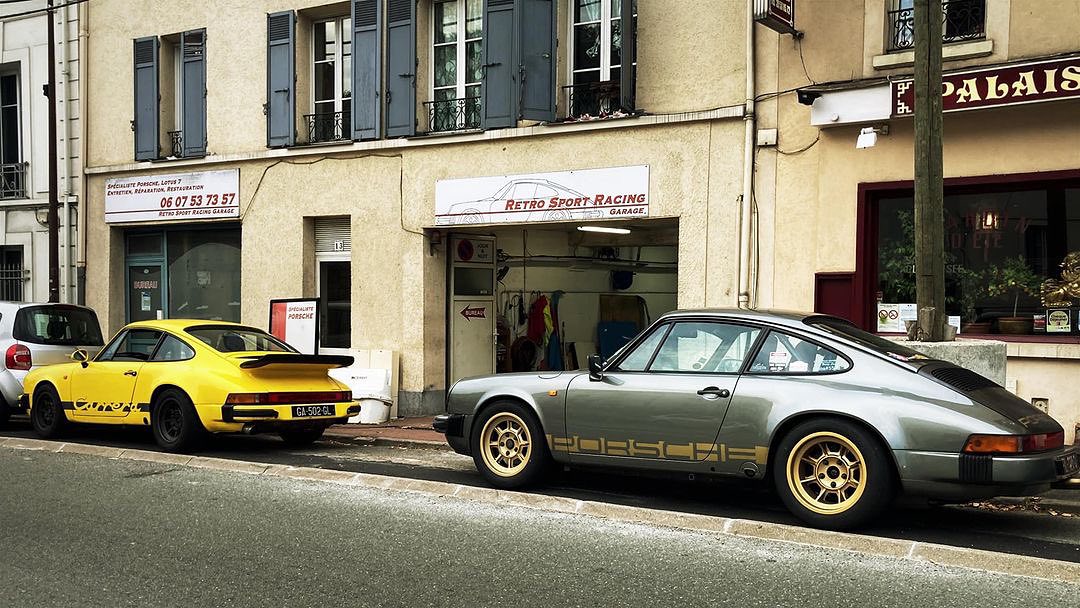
xmin=855 ymin=125 xmax=890 ymax=149
xmin=577 ymin=225 xmax=631 ymax=235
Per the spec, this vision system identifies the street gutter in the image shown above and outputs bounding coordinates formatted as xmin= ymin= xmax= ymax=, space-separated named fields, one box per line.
xmin=3 ymin=436 xmax=1077 ymax=585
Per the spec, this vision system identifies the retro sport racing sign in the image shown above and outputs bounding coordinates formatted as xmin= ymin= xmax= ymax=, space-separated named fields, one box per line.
xmin=434 ymin=165 xmax=649 ymax=226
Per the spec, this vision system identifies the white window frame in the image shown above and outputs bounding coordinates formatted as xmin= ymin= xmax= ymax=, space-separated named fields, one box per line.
xmin=567 ymin=0 xmax=636 ymax=85
xmin=311 ymin=16 xmax=352 ymax=118
xmin=429 ymin=0 xmax=482 ymax=106
xmin=315 ymin=250 xmax=351 ymax=355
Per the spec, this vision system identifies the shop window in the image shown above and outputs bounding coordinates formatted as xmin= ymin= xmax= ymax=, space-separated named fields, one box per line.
xmin=566 ymin=0 xmax=636 ymax=119
xmin=873 ymin=181 xmax=1080 ymax=335
xmin=310 ymin=16 xmax=353 ymax=143
xmin=428 ymin=0 xmax=483 ymax=132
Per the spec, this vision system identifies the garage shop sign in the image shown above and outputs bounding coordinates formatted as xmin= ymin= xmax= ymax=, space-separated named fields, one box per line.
xmin=105 ymin=169 xmax=240 ymax=223
xmin=435 ymin=165 xmax=649 ymax=226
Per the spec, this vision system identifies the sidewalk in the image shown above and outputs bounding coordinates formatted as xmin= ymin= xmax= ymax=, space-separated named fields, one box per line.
xmin=325 ymin=416 xmax=446 ymax=446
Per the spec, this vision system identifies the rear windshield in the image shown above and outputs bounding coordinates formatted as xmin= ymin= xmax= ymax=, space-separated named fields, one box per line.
xmin=806 ymin=317 xmax=928 ymax=363
xmin=186 ymin=326 xmax=295 ymax=353
xmin=13 ymin=305 xmax=104 ymax=346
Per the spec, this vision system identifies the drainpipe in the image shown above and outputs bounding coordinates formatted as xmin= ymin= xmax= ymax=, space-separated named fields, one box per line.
xmin=76 ymin=0 xmax=88 ymax=304
xmin=59 ymin=0 xmax=71 ymax=302
xmin=737 ymin=0 xmax=756 ymax=308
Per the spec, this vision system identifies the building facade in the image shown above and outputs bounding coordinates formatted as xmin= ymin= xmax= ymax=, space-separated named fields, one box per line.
xmin=0 ymin=0 xmax=82 ymax=303
xmin=84 ymin=0 xmax=1080 ymax=440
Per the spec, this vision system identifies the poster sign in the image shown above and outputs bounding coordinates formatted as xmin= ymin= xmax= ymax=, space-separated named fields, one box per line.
xmin=753 ymin=0 xmax=797 ymax=36
xmin=892 ymin=56 xmax=1080 ymax=118
xmin=435 ymin=165 xmax=649 ymax=226
xmin=269 ymin=298 xmax=320 ymax=355
xmin=105 ymin=169 xmax=240 ymax=223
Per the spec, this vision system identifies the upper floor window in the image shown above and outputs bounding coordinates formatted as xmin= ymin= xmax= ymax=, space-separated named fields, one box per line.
xmin=887 ymin=0 xmax=985 ymax=53
xmin=310 ymin=17 xmax=352 ymax=144
xmin=0 ymin=71 xmax=24 ymax=200
xmin=133 ymin=30 xmax=207 ymax=161
xmin=567 ymin=0 xmax=636 ymax=119
xmin=428 ymin=0 xmax=483 ymax=132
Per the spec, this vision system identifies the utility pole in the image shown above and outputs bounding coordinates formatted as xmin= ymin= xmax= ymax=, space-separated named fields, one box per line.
xmin=46 ymin=0 xmax=60 ymax=303
xmin=913 ymin=0 xmax=945 ymax=340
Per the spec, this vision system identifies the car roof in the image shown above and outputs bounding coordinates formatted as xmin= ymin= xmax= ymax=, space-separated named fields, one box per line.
xmin=124 ymin=319 xmax=248 ymax=333
xmin=657 ymin=308 xmax=833 ymax=328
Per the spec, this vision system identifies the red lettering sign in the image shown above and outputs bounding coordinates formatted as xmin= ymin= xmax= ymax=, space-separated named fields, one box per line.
xmin=460 ymin=305 xmax=487 ymax=320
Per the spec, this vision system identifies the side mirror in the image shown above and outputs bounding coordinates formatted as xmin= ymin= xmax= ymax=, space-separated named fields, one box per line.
xmin=71 ymin=349 xmax=89 ymax=368
xmin=587 ymin=353 xmax=604 ymax=381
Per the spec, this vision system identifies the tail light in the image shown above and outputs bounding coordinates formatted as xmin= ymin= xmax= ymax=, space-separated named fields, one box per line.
xmin=225 ymin=391 xmax=351 ymax=405
xmin=5 ymin=344 xmax=31 ymax=371
xmin=963 ymin=431 xmax=1065 ymax=454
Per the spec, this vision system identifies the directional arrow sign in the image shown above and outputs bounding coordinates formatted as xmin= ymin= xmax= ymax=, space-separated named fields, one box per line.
xmin=460 ymin=305 xmax=487 ymax=320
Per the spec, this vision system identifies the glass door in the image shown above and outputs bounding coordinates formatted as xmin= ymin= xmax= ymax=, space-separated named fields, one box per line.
xmin=128 ymin=263 xmax=165 ymax=323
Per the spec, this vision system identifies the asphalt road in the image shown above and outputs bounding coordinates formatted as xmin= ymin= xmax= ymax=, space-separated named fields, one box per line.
xmin=3 ymin=418 xmax=1079 ymax=565
xmin=2 ymin=449 xmax=1077 ymax=608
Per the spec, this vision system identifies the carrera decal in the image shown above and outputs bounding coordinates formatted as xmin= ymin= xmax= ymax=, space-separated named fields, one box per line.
xmin=546 ymin=434 xmax=768 ymax=465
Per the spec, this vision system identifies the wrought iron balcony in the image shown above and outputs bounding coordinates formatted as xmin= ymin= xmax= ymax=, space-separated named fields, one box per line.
xmin=562 ymin=81 xmax=623 ymax=121
xmin=0 ymin=162 xmax=27 ymax=200
xmin=168 ymin=130 xmax=183 ymax=157
xmin=887 ymin=0 xmax=985 ymax=52
xmin=424 ymin=97 xmax=481 ymax=133
xmin=304 ymin=111 xmax=350 ymax=144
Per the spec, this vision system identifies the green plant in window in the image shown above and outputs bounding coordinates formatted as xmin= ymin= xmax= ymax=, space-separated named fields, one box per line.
xmin=985 ymin=256 xmax=1044 ymax=318
xmin=877 ymin=210 xmax=917 ymax=304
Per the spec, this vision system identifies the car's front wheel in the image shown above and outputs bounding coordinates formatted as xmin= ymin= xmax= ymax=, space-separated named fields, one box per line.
xmin=151 ymin=389 xmax=204 ymax=453
xmin=773 ymin=418 xmax=895 ymax=530
xmin=30 ymin=384 xmax=66 ymax=438
xmin=471 ymin=401 xmax=549 ymax=489
xmin=279 ymin=427 xmax=325 ymax=447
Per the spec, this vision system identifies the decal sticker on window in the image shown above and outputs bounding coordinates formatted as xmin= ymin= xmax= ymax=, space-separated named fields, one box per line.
xmin=768 ymin=351 xmax=790 ymax=372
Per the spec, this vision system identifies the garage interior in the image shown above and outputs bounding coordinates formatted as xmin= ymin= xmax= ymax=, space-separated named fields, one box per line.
xmin=448 ymin=219 xmax=679 ymax=382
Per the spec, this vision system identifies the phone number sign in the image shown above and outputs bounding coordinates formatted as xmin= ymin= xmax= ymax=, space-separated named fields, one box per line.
xmin=105 ymin=169 xmax=240 ymax=224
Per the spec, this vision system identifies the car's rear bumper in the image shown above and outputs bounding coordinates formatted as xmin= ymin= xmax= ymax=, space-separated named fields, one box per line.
xmin=433 ymin=413 xmax=470 ymax=455
xmin=201 ymin=402 xmax=361 ymax=433
xmin=895 ymin=446 xmax=1079 ymax=501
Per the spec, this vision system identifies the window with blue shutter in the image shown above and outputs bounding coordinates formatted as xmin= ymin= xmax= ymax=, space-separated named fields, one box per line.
xmin=518 ymin=0 xmax=556 ymax=122
xmin=133 ymin=37 xmax=159 ymax=161
xmin=266 ymin=11 xmax=296 ymax=147
xmin=481 ymin=0 xmax=516 ymax=129
xmin=180 ymin=29 xmax=207 ymax=157
xmin=352 ymin=0 xmax=381 ymax=140
xmin=385 ymin=0 xmax=416 ymax=137
xmin=619 ymin=0 xmax=636 ymax=112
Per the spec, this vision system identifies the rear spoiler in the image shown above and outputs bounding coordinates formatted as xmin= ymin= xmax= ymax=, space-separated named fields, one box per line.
xmin=237 ymin=354 xmax=354 ymax=369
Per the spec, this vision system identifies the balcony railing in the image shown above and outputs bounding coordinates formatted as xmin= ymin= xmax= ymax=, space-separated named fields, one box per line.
xmin=562 ymin=81 xmax=622 ymax=121
xmin=167 ymin=130 xmax=184 ymax=157
xmin=0 ymin=162 xmax=26 ymax=200
xmin=304 ymin=111 xmax=350 ymax=144
xmin=887 ymin=0 xmax=985 ymax=52
xmin=424 ymin=97 xmax=481 ymax=133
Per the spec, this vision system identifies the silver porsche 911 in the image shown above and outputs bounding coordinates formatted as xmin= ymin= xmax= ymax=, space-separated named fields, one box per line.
xmin=434 ymin=309 xmax=1079 ymax=529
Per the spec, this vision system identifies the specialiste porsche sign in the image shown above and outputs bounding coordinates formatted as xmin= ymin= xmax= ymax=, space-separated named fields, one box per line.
xmin=105 ymin=169 xmax=240 ymax=224
xmin=434 ymin=165 xmax=649 ymax=226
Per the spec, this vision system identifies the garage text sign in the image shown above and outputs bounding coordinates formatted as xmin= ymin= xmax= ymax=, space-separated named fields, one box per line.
xmin=434 ymin=165 xmax=649 ymax=226
xmin=105 ymin=169 xmax=240 ymax=223
xmin=892 ymin=56 xmax=1080 ymax=117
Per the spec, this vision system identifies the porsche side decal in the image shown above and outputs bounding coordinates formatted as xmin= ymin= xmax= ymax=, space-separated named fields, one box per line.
xmin=546 ymin=434 xmax=768 ymax=465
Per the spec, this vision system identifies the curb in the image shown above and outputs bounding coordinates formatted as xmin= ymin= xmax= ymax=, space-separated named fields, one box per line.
xmin=3 ymin=436 xmax=1078 ymax=585
xmin=322 ymin=432 xmax=451 ymax=450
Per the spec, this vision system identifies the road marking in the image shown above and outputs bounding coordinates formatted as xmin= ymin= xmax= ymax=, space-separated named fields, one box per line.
xmin=4 ymin=439 xmax=1079 ymax=584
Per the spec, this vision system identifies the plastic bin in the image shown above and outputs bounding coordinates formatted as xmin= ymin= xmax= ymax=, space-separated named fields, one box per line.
xmin=328 ymin=367 xmax=393 ymax=424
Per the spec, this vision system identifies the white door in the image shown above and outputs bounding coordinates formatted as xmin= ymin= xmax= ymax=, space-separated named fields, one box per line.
xmin=449 ymin=236 xmax=495 ymax=382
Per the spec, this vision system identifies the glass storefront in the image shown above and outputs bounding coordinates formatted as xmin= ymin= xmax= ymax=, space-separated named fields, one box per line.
xmin=125 ymin=226 xmax=241 ymax=323
xmin=874 ymin=179 xmax=1080 ymax=334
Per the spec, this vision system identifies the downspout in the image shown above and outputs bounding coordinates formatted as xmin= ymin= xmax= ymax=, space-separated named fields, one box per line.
xmin=737 ymin=0 xmax=756 ymax=308
xmin=59 ymin=1 xmax=71 ymax=302
xmin=76 ymin=0 xmax=88 ymax=304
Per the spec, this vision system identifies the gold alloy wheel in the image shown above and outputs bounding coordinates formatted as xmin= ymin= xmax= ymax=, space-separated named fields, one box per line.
xmin=786 ymin=431 xmax=868 ymax=515
xmin=479 ymin=412 xmax=532 ymax=478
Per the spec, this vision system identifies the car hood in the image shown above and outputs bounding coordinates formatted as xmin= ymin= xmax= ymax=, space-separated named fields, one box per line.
xmin=918 ymin=361 xmax=1062 ymax=433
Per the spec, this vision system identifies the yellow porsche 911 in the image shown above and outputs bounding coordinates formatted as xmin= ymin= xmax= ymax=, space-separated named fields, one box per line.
xmin=22 ymin=319 xmax=357 ymax=452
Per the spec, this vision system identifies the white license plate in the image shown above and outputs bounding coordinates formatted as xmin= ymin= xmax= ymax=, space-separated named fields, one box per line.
xmin=292 ymin=405 xmax=335 ymax=418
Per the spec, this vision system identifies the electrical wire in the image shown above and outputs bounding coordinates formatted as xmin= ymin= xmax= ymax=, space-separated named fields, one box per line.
xmin=776 ymin=134 xmax=820 ymax=155
xmin=0 ymin=0 xmax=90 ymax=21
xmin=796 ymin=35 xmax=817 ymax=85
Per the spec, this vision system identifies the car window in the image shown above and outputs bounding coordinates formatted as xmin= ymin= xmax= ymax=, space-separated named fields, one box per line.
xmin=807 ymin=317 xmax=928 ymax=363
xmin=98 ymin=329 xmax=163 ymax=362
xmin=748 ymin=331 xmax=851 ymax=374
xmin=12 ymin=305 xmax=104 ymax=347
xmin=613 ymin=325 xmax=668 ymax=372
xmin=649 ymin=322 xmax=761 ymax=373
xmin=151 ymin=335 xmax=195 ymax=362
xmin=186 ymin=326 xmax=295 ymax=353
xmin=534 ymin=184 xmax=558 ymax=198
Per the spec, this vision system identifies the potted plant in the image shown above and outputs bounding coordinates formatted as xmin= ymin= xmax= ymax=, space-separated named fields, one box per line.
xmin=985 ymin=256 xmax=1044 ymax=334
xmin=956 ymin=266 xmax=992 ymax=334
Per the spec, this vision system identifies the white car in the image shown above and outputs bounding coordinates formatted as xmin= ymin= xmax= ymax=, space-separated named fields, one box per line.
xmin=0 ymin=302 xmax=104 ymax=425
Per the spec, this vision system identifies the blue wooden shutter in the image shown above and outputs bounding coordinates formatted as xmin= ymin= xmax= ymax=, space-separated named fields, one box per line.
xmin=481 ymin=0 xmax=516 ymax=129
xmin=385 ymin=0 xmax=416 ymax=137
xmin=619 ymin=0 xmax=636 ymax=112
xmin=518 ymin=0 xmax=555 ymax=122
xmin=133 ymin=36 xmax=159 ymax=161
xmin=352 ymin=0 xmax=381 ymax=140
xmin=181 ymin=29 xmax=207 ymax=157
xmin=266 ymin=11 xmax=296 ymax=148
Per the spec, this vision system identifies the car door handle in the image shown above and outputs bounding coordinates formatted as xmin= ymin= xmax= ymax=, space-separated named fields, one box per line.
xmin=124 ymin=370 xmax=138 ymax=377
xmin=697 ymin=387 xmax=730 ymax=398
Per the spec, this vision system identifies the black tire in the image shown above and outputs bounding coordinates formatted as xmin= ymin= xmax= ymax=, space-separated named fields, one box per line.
xmin=0 ymin=398 xmax=9 ymax=427
xmin=772 ymin=418 xmax=896 ymax=530
xmin=151 ymin=389 xmax=204 ymax=453
xmin=279 ymin=427 xmax=326 ymax=447
xmin=30 ymin=384 xmax=67 ymax=438
xmin=471 ymin=401 xmax=550 ymax=489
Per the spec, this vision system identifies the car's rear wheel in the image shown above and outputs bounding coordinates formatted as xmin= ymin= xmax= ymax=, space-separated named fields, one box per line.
xmin=151 ymin=389 xmax=204 ymax=453
xmin=773 ymin=418 xmax=895 ymax=530
xmin=30 ymin=385 xmax=66 ymax=438
xmin=471 ymin=401 xmax=549 ymax=489
xmin=279 ymin=427 xmax=326 ymax=447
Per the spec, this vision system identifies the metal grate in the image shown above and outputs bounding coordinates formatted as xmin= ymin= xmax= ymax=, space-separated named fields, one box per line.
xmin=388 ymin=0 xmax=411 ymax=22
xmin=959 ymin=453 xmax=993 ymax=483
xmin=304 ymin=112 xmax=350 ymax=144
xmin=0 ymin=163 xmax=26 ymax=200
xmin=0 ymin=263 xmax=26 ymax=301
xmin=134 ymin=39 xmax=155 ymax=64
xmin=354 ymin=0 xmax=377 ymax=27
xmin=315 ymin=217 xmax=352 ymax=253
xmin=268 ymin=13 xmax=292 ymax=41
xmin=424 ymin=97 xmax=481 ymax=133
xmin=887 ymin=0 xmax=985 ymax=52
xmin=930 ymin=366 xmax=997 ymax=393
